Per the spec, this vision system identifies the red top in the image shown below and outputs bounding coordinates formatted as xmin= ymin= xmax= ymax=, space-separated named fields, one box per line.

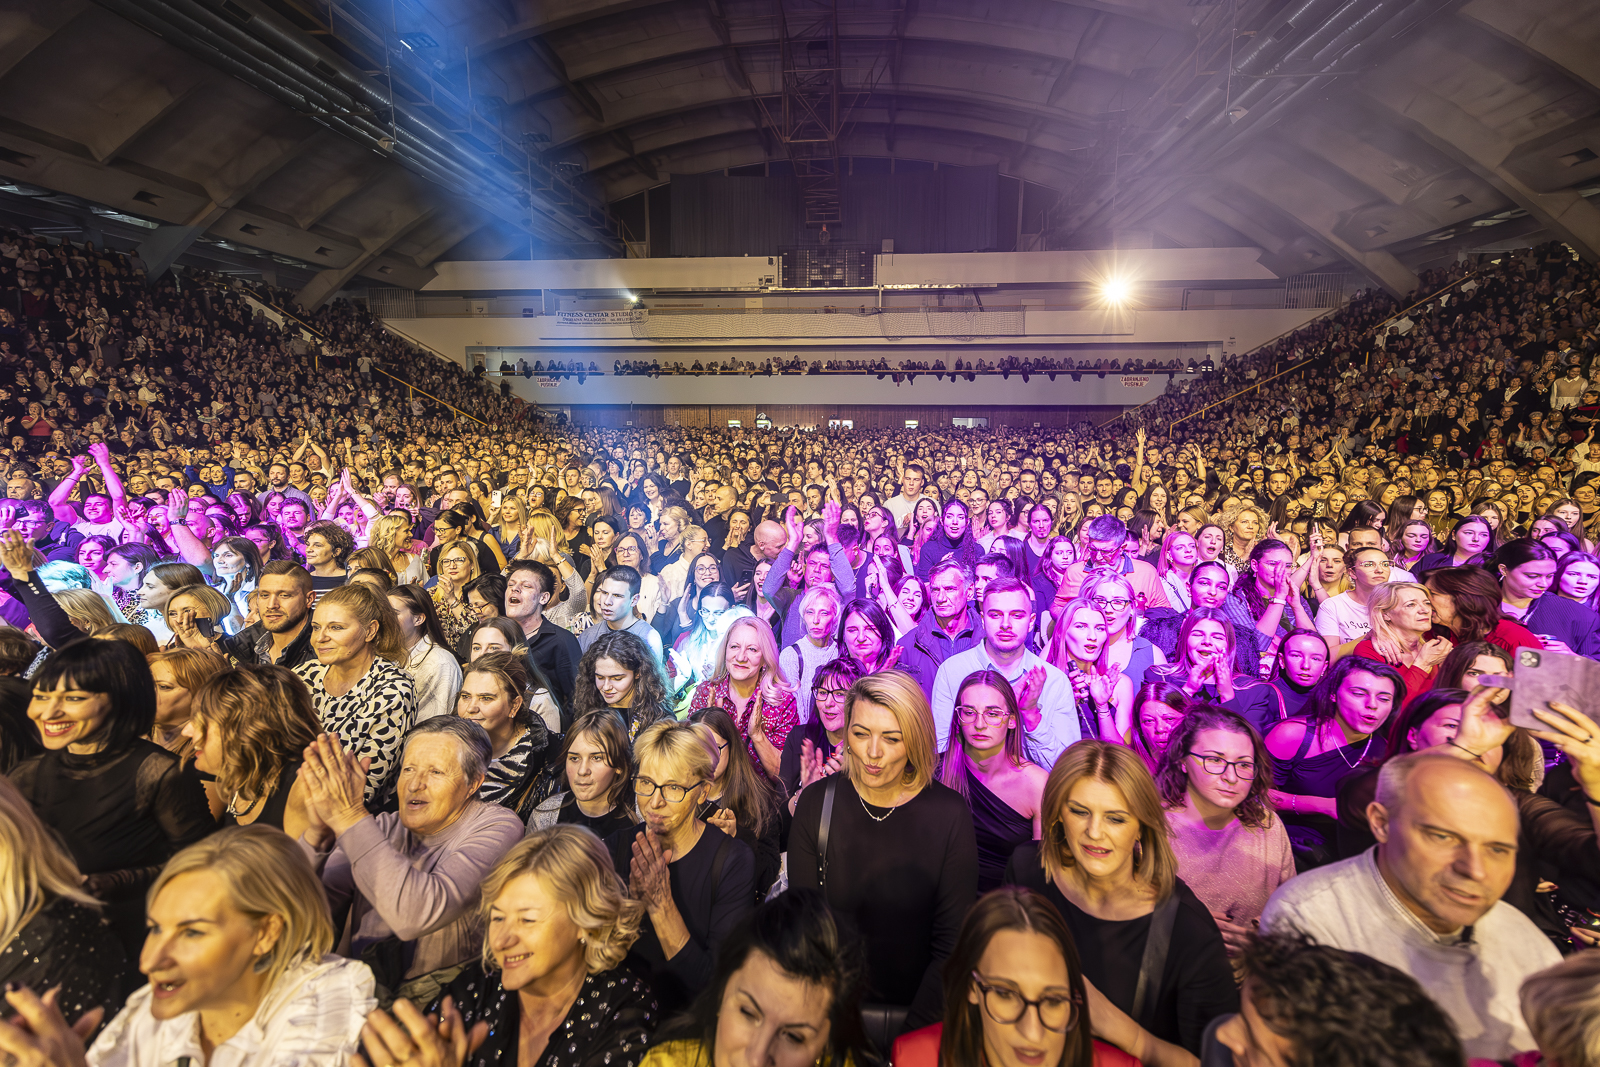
xmin=892 ymin=1022 xmax=1142 ymax=1067
xmin=686 ymin=674 xmax=798 ymax=781
xmin=1351 ymin=635 xmax=1450 ymax=708
xmin=1482 ymin=618 xmax=1543 ymax=656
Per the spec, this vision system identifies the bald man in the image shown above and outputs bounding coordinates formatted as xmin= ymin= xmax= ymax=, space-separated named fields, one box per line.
xmin=1262 ymin=753 xmax=1560 ymax=1059
xmin=718 ymin=517 xmax=788 ymax=597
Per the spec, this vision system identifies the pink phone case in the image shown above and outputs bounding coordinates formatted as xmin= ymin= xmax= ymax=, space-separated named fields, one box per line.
xmin=1484 ymin=647 xmax=1600 ymax=731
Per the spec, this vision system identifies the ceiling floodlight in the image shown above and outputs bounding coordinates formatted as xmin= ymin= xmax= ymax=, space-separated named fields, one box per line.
xmin=1099 ymin=277 xmax=1133 ymax=305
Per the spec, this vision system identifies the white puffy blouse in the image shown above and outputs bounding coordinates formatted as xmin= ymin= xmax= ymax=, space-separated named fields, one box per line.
xmin=87 ymin=955 xmax=376 ymax=1067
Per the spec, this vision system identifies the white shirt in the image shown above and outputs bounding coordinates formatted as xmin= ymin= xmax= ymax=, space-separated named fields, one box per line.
xmin=930 ymin=643 xmax=1080 ymax=768
xmin=89 ymin=956 xmax=375 ymax=1067
xmin=406 ymin=634 xmax=464 ymax=721
xmin=1314 ymin=590 xmax=1372 ymax=643
xmin=1261 ymin=848 xmax=1559 ymax=1060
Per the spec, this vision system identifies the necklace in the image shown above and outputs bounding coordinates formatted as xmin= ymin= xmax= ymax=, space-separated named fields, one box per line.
xmin=859 ymin=791 xmax=899 ymax=822
xmin=1327 ymin=723 xmax=1373 ymax=769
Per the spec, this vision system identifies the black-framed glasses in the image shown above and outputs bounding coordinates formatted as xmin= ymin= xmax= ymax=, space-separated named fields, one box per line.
xmin=815 ymin=687 xmax=850 ymax=703
xmin=971 ymin=972 xmax=1080 ymax=1033
xmin=1185 ymin=752 xmax=1257 ymax=780
xmin=635 ymin=779 xmax=704 ymax=803
xmin=1089 ymin=595 xmax=1131 ymax=611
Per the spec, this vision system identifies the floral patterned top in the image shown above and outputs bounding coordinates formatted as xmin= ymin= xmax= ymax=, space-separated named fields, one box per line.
xmin=686 ymin=676 xmax=799 ymax=782
xmin=293 ymin=657 xmax=416 ymax=801
xmin=428 ymin=962 xmax=657 ymax=1067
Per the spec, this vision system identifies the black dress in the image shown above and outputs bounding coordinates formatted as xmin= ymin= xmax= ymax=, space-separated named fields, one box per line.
xmin=778 ymin=719 xmax=839 ymax=797
xmin=428 ymin=961 xmax=658 ymax=1067
xmin=1273 ymin=724 xmax=1385 ymax=870
xmin=220 ymin=759 xmax=300 ymax=831
xmin=10 ymin=739 xmax=214 ymax=960
xmin=0 ymin=899 xmax=130 ymax=1021
xmin=605 ymin=823 xmax=754 ymax=1015
xmin=556 ymin=797 xmax=637 ymax=840
xmin=1003 ymin=843 xmax=1238 ymax=1055
xmin=967 ymin=770 xmax=1034 ymax=892
xmin=788 ymin=776 xmax=978 ymax=1029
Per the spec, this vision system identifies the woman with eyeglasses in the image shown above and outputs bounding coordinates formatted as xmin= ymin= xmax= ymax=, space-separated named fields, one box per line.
xmin=894 ymin=887 xmax=1138 ymax=1067
xmin=1003 ymin=741 xmax=1236 ymax=1060
xmin=780 ymin=656 xmax=860 ymax=809
xmin=1077 ymin=571 xmax=1165 ymax=692
xmin=940 ymin=670 xmax=1049 ymax=893
xmin=1155 ymin=706 xmax=1292 ymax=969
xmin=605 ymin=720 xmax=754 ymax=1015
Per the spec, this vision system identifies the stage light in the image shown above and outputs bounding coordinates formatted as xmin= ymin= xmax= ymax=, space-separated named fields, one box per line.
xmin=1099 ymin=277 xmax=1133 ymax=305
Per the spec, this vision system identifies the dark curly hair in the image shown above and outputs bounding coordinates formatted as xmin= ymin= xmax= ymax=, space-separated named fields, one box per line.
xmin=300 ymin=519 xmax=355 ymax=566
xmin=1237 ymin=930 xmax=1464 ymax=1067
xmin=572 ymin=630 xmax=673 ymax=736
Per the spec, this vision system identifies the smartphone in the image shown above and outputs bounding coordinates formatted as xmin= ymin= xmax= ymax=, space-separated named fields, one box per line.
xmin=194 ymin=617 xmax=216 ymax=640
xmin=1479 ymin=647 xmax=1600 ymax=730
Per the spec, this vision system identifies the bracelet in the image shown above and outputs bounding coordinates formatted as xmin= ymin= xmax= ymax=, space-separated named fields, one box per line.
xmin=1287 ymin=794 xmax=1297 ymax=813
xmin=1447 ymin=739 xmax=1483 ymax=759
xmin=1585 ymin=793 xmax=1600 ymax=808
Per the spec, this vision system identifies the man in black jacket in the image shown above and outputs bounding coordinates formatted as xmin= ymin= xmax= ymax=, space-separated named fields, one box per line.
xmin=505 ymin=559 xmax=580 ymax=728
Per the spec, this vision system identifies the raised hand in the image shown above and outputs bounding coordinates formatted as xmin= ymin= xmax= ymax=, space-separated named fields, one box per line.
xmin=0 ymin=985 xmax=99 ymax=1067
xmin=165 ymin=488 xmax=189 ymax=523
xmin=0 ymin=530 xmax=34 ymax=578
xmin=300 ymin=733 xmax=371 ymax=836
xmin=629 ymin=829 xmax=674 ymax=910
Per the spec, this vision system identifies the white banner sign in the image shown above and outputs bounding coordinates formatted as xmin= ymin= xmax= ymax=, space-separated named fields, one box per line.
xmin=555 ymin=309 xmax=646 ymax=325
xmin=536 ymin=377 xmax=562 ymax=388
xmin=1121 ymin=375 xmax=1150 ymax=388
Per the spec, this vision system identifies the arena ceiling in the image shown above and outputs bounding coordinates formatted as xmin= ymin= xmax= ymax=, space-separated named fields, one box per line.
xmin=0 ymin=0 xmax=1597 ymax=301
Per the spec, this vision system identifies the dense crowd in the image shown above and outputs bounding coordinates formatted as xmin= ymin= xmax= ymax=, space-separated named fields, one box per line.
xmin=601 ymin=354 xmax=1203 ymax=378
xmin=0 ymin=228 xmax=1595 ymax=1067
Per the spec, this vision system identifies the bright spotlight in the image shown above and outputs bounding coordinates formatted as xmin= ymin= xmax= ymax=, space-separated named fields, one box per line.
xmin=1099 ymin=277 xmax=1133 ymax=305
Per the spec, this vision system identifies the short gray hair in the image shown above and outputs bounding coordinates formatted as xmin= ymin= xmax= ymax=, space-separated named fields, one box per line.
xmin=404 ymin=717 xmax=492 ymax=782
xmin=1083 ymin=514 xmax=1128 ymax=543
xmin=928 ymin=559 xmax=973 ymax=586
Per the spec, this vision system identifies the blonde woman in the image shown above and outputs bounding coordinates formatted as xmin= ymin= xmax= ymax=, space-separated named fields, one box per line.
xmin=357 ymin=827 xmax=657 ymax=1067
xmin=494 ymin=495 xmax=530 ymax=557
xmin=430 ymin=541 xmax=482 ymax=651
xmin=82 ymin=825 xmax=375 ymax=1066
xmin=1219 ymin=503 xmax=1266 ymax=573
xmin=789 ymin=670 xmax=977 ymax=1031
xmin=521 ymin=509 xmax=586 ymax=622
xmin=367 ymin=512 xmax=426 ymax=585
xmin=686 ymin=615 xmax=797 ymax=779
xmin=651 ymin=505 xmax=692 ymax=572
xmin=657 ymin=524 xmax=710 ymax=604
xmin=292 ymin=583 xmax=416 ymax=800
xmin=1003 ymin=740 xmax=1237 ymax=1059
xmin=1347 ymin=581 xmax=1453 ymax=706
xmin=0 ymin=776 xmax=125 ymax=1026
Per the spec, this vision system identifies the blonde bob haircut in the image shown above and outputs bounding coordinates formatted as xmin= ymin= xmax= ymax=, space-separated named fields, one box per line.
xmin=315 ymin=582 xmax=407 ymax=665
xmin=1040 ymin=740 xmax=1177 ymax=903
xmin=1366 ymin=581 xmax=1433 ymax=650
xmin=710 ymin=615 xmax=794 ymax=694
xmin=525 ymin=510 xmax=568 ymax=553
xmin=55 ymin=588 xmax=120 ymax=634
xmin=1519 ymin=951 xmax=1600 ymax=1067
xmin=633 ymin=719 xmax=718 ymax=788
xmin=479 ymin=826 xmax=645 ymax=974
xmin=148 ymin=825 xmax=334 ymax=992
xmin=0 ymin=776 xmax=98 ymax=950
xmin=368 ymin=512 xmax=416 ymax=558
xmin=164 ymin=584 xmax=234 ymax=628
xmin=845 ymin=669 xmax=937 ymax=795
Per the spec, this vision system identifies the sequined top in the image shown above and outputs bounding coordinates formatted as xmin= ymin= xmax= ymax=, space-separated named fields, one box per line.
xmin=0 ymin=898 xmax=129 ymax=1023
xmin=429 ymin=962 xmax=658 ymax=1067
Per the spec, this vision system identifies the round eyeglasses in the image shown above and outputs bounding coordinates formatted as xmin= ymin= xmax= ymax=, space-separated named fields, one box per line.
xmin=971 ymin=972 xmax=1080 ymax=1033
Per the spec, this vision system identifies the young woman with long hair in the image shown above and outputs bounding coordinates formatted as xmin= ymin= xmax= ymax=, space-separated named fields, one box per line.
xmin=937 ymin=670 xmax=1048 ymax=892
xmin=688 ymin=705 xmax=784 ymax=903
xmin=1142 ymin=608 xmax=1284 ymax=734
xmin=1046 ymin=597 xmax=1134 ymax=743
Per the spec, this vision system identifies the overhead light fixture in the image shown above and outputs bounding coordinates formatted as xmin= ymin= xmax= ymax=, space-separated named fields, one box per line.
xmin=1099 ymin=277 xmax=1133 ymax=305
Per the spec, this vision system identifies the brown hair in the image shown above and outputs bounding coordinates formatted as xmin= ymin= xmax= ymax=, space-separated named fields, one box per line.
xmin=560 ymin=708 xmax=635 ymax=811
xmin=938 ymin=888 xmax=1091 ymax=1067
xmin=190 ymin=666 xmax=320 ymax=804
xmin=1154 ymin=705 xmax=1276 ymax=829
xmin=939 ymin=670 xmax=1031 ymax=804
xmin=1040 ymin=741 xmax=1177 ymax=902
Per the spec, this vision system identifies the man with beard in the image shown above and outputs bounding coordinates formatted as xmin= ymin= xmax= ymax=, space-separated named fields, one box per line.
xmin=177 ymin=560 xmax=316 ymax=669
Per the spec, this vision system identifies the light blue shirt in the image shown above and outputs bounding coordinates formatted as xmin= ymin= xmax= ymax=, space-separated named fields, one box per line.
xmin=931 ymin=643 xmax=1079 ymax=769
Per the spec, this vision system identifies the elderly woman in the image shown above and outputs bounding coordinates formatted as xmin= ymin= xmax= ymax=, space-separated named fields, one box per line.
xmin=1347 ymin=581 xmax=1453 ymax=706
xmin=293 ymin=582 xmax=417 ymax=800
xmin=605 ymin=720 xmax=755 ymax=1015
xmin=789 ymin=670 xmax=978 ymax=1033
xmin=1004 ymin=742 xmax=1237 ymax=1058
xmin=298 ymin=719 xmax=525 ymax=1004
xmin=359 ymin=826 xmax=658 ymax=1067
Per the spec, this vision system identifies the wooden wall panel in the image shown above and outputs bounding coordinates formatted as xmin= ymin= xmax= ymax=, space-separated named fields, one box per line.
xmin=565 ymin=404 xmax=1129 ymax=429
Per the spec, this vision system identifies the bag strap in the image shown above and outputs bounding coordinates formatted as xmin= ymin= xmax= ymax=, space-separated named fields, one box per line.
xmin=1131 ymin=893 xmax=1180 ymax=1030
xmin=817 ymin=777 xmax=839 ymax=889
xmin=709 ymin=830 xmax=730 ymax=900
